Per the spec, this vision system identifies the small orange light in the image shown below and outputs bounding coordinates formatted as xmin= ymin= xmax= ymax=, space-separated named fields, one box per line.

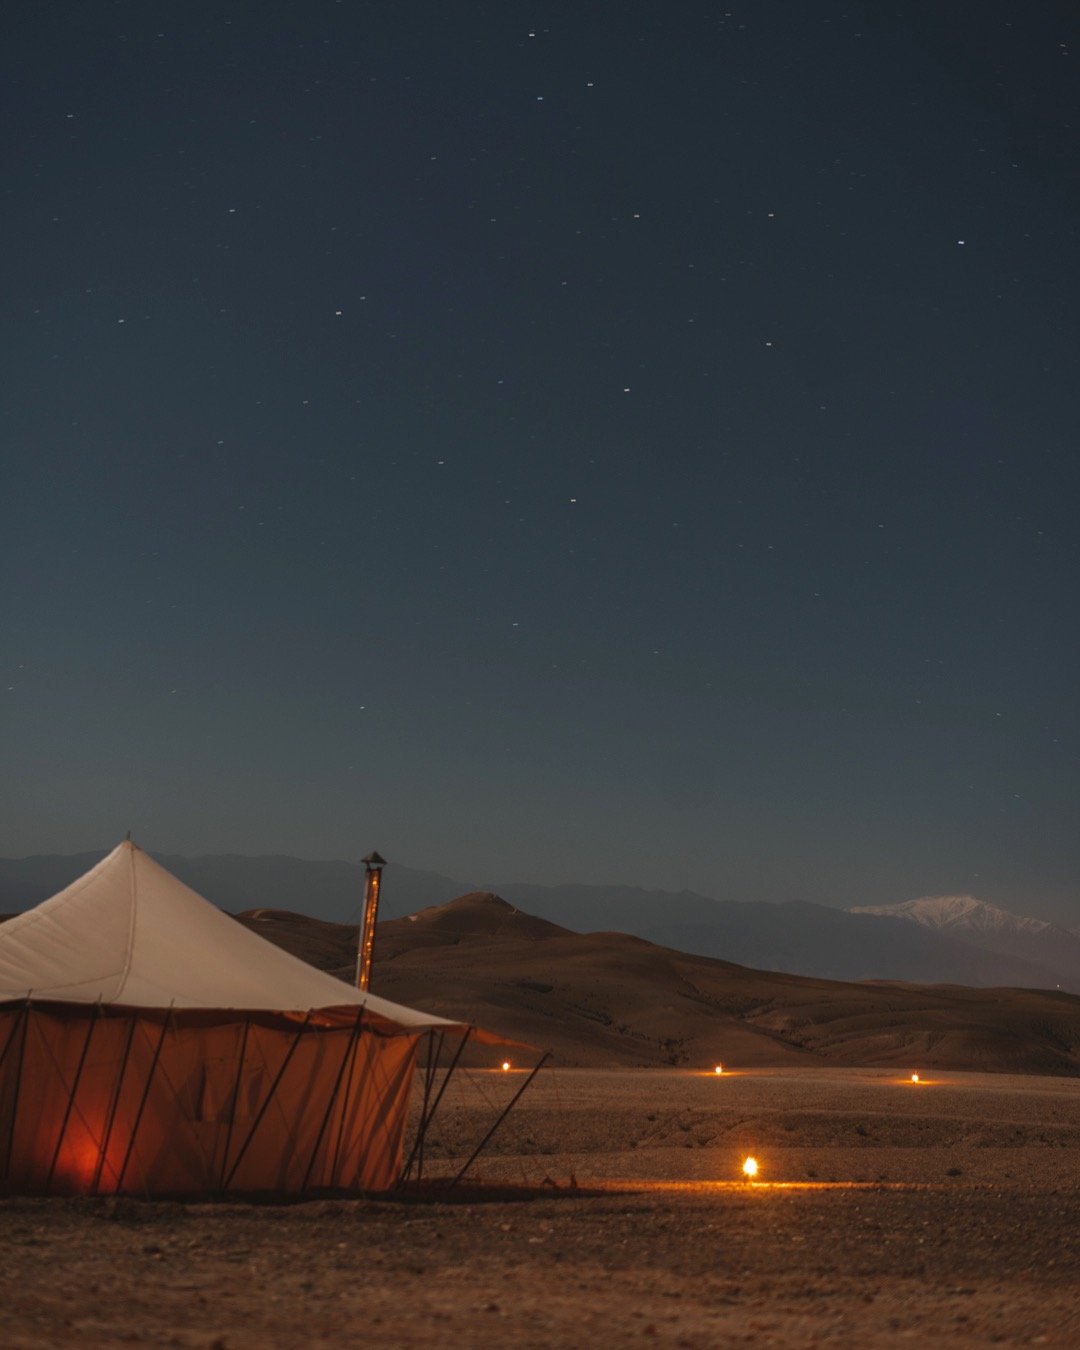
xmin=910 ymin=1072 xmax=920 ymax=1083
xmin=714 ymin=1064 xmax=723 ymax=1075
xmin=742 ymin=1156 xmax=759 ymax=1179
xmin=502 ymin=1060 xmax=511 ymax=1072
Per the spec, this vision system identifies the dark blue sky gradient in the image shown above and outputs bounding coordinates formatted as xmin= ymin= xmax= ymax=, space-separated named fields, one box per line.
xmin=3 ymin=3 xmax=1078 ymax=920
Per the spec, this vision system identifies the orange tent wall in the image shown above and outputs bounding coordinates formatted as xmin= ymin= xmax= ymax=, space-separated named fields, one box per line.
xmin=0 ymin=1003 xmax=419 ymax=1196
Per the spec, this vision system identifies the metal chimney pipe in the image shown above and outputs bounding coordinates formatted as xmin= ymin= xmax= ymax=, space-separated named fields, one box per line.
xmin=355 ymin=851 xmax=386 ymax=991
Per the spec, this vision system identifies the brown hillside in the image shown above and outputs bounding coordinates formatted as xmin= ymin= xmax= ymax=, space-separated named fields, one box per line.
xmin=236 ymin=893 xmax=1080 ymax=1075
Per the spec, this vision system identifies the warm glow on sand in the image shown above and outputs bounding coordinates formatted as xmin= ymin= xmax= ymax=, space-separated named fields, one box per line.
xmin=714 ymin=1064 xmax=723 ymax=1075
xmin=502 ymin=1060 xmax=511 ymax=1072
xmin=910 ymin=1072 xmax=920 ymax=1083
xmin=742 ymin=1156 xmax=759 ymax=1179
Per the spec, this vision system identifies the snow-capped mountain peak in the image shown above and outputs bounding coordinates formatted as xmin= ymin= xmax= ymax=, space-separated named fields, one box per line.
xmin=851 ymin=894 xmax=1055 ymax=938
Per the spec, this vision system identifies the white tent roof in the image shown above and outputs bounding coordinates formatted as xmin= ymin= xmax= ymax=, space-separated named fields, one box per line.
xmin=0 ymin=841 xmax=461 ymax=1031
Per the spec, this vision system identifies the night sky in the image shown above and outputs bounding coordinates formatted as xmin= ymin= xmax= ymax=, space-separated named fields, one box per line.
xmin=4 ymin=3 xmax=1079 ymax=922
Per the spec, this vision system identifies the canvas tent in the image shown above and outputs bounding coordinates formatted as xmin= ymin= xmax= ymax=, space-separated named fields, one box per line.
xmin=0 ymin=841 xmax=485 ymax=1197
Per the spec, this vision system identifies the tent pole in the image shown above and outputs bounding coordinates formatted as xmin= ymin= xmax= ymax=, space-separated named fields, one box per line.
xmin=399 ymin=1026 xmax=469 ymax=1187
xmin=301 ymin=1011 xmax=365 ymax=1193
xmin=329 ymin=1026 xmax=361 ymax=1188
xmin=0 ymin=1001 xmax=29 ymax=1073
xmin=115 ymin=1008 xmax=173 ymax=1193
xmin=217 ymin=1017 xmax=251 ymax=1192
xmin=44 ymin=1002 xmax=101 ymax=1194
xmin=399 ymin=1030 xmax=439 ymax=1186
xmin=448 ymin=1051 xmax=551 ymax=1189
xmin=1 ymin=1000 xmax=32 ymax=1188
xmin=223 ymin=1012 xmax=312 ymax=1192
xmin=92 ymin=1012 xmax=138 ymax=1193
xmin=415 ymin=1030 xmax=443 ymax=1184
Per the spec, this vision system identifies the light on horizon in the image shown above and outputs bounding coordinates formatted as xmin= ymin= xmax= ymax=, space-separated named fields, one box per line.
xmin=714 ymin=1063 xmax=723 ymax=1075
xmin=742 ymin=1155 xmax=759 ymax=1179
xmin=910 ymin=1072 xmax=920 ymax=1083
xmin=502 ymin=1060 xmax=511 ymax=1072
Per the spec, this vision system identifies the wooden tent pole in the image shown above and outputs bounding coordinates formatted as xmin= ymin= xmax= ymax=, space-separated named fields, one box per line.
xmin=300 ymin=1011 xmax=365 ymax=1193
xmin=1 ymin=1000 xmax=32 ymax=1187
xmin=399 ymin=1026 xmax=470 ymax=1186
xmin=44 ymin=1002 xmax=101 ymax=1193
xmin=222 ymin=1012 xmax=312 ymax=1192
xmin=448 ymin=1051 xmax=551 ymax=1189
xmin=217 ymin=1017 xmax=251 ymax=1192
xmin=398 ymin=1032 xmax=435 ymax=1186
xmin=329 ymin=1025 xmax=361 ymax=1188
xmin=0 ymin=1001 xmax=29 ymax=1073
xmin=91 ymin=1012 xmax=138 ymax=1193
xmin=115 ymin=1008 xmax=173 ymax=1193
xmin=415 ymin=1030 xmax=442 ymax=1183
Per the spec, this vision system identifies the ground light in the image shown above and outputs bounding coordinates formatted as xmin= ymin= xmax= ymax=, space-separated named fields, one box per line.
xmin=742 ymin=1156 xmax=759 ymax=1180
xmin=502 ymin=1060 xmax=511 ymax=1072
xmin=714 ymin=1064 xmax=723 ymax=1075
xmin=911 ymin=1072 xmax=920 ymax=1083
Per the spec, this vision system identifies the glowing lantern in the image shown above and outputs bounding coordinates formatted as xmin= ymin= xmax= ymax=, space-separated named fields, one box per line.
xmin=714 ymin=1064 xmax=723 ymax=1075
xmin=910 ymin=1072 xmax=920 ymax=1083
xmin=742 ymin=1156 xmax=759 ymax=1180
xmin=502 ymin=1060 xmax=511 ymax=1072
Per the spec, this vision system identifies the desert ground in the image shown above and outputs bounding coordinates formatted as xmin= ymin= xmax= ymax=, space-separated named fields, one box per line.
xmin=3 ymin=1065 xmax=1079 ymax=1348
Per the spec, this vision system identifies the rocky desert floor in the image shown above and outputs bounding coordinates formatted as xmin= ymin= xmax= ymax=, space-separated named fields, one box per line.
xmin=2 ymin=1066 xmax=1079 ymax=1348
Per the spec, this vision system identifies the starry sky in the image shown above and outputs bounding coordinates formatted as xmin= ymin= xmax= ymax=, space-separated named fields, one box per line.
xmin=3 ymin=2 xmax=1079 ymax=922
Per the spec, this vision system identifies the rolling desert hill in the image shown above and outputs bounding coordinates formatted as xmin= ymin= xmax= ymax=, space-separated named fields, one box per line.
xmin=237 ymin=892 xmax=1080 ymax=1076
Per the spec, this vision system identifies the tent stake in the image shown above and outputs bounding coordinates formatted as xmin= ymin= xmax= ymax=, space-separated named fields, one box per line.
xmin=115 ymin=1008 xmax=173 ymax=1193
xmin=223 ymin=1012 xmax=312 ymax=1192
xmin=448 ymin=1051 xmax=551 ymax=1189
xmin=301 ymin=1011 xmax=365 ymax=1193
xmin=45 ymin=1003 xmax=101 ymax=1194
xmin=92 ymin=1012 xmax=138 ymax=1193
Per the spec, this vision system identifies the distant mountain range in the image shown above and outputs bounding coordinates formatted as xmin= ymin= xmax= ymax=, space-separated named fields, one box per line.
xmin=1 ymin=850 xmax=1076 ymax=994
xmin=850 ymin=895 xmax=1080 ymax=997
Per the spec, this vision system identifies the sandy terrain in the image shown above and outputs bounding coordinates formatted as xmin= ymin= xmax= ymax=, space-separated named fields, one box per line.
xmin=3 ymin=1066 xmax=1079 ymax=1348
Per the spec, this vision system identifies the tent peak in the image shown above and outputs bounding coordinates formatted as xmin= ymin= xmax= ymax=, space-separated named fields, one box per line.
xmin=0 ymin=843 xmax=471 ymax=1036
